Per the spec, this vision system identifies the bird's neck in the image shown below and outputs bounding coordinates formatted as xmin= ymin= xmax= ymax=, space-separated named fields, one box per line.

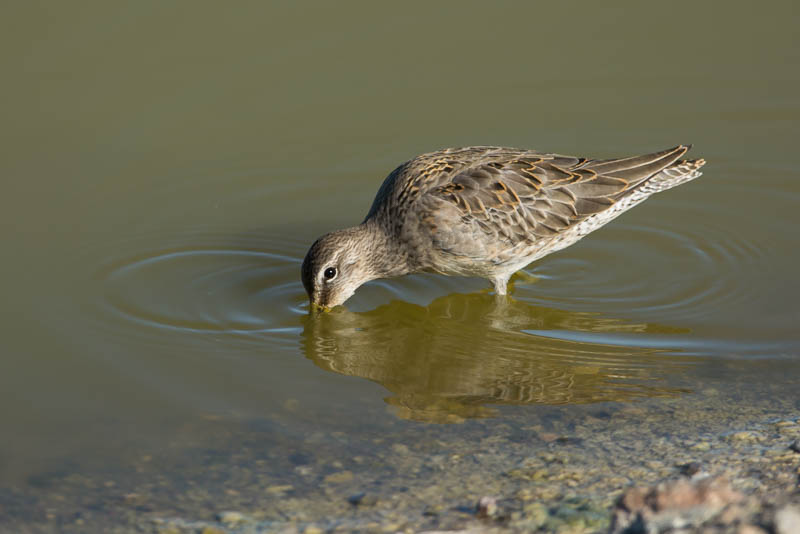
xmin=350 ymin=222 xmax=411 ymax=280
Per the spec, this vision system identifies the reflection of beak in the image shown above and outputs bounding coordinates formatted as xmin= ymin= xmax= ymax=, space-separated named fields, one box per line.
xmin=310 ymin=301 xmax=332 ymax=313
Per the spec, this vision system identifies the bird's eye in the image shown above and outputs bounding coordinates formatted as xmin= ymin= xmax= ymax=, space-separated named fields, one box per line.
xmin=323 ymin=267 xmax=337 ymax=280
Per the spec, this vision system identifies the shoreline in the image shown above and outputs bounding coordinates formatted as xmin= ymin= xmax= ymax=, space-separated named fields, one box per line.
xmin=2 ymin=383 xmax=799 ymax=533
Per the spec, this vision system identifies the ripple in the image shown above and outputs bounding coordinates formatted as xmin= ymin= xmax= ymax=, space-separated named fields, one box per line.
xmin=93 ymin=232 xmax=306 ymax=337
xmin=526 ymin=215 xmax=776 ymax=325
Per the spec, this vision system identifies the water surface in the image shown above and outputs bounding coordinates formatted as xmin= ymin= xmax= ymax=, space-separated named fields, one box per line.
xmin=1 ymin=1 xmax=799 ymax=530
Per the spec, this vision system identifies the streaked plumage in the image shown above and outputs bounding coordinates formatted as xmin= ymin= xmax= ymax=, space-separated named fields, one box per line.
xmin=302 ymin=145 xmax=705 ymax=309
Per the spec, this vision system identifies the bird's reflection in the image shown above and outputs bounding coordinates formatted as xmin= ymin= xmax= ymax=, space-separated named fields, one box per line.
xmin=300 ymin=293 xmax=693 ymax=423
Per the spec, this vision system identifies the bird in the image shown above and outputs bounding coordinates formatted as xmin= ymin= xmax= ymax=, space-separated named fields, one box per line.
xmin=301 ymin=145 xmax=705 ymax=310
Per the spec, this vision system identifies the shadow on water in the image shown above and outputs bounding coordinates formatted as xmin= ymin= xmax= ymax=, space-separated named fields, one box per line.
xmin=301 ymin=291 xmax=695 ymax=423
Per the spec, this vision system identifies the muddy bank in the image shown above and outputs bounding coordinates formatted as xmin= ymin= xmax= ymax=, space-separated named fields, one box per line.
xmin=1 ymin=368 xmax=799 ymax=533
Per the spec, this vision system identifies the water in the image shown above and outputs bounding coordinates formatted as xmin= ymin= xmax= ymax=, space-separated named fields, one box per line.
xmin=1 ymin=1 xmax=799 ymax=530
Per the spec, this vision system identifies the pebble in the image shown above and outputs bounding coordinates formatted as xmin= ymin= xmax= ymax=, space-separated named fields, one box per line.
xmin=216 ymin=511 xmax=248 ymax=526
xmin=391 ymin=443 xmax=410 ymax=455
xmin=729 ymin=431 xmax=764 ymax=442
xmin=610 ymin=477 xmax=744 ymax=534
xmin=775 ymin=505 xmax=800 ymax=534
xmin=10 ymin=380 xmax=800 ymax=534
xmin=678 ymin=461 xmax=704 ymax=477
xmin=323 ymin=470 xmax=353 ymax=484
xmin=476 ymin=496 xmax=498 ymax=518
xmin=347 ymin=492 xmax=378 ymax=506
xmin=267 ymin=484 xmax=294 ymax=495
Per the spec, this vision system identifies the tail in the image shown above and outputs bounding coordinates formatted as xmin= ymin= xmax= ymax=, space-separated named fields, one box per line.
xmin=637 ymin=155 xmax=706 ymax=195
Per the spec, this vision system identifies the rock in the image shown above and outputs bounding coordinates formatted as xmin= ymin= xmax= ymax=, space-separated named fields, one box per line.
xmin=347 ymin=492 xmax=378 ymax=506
xmin=775 ymin=504 xmax=800 ymax=534
xmin=476 ymin=496 xmax=498 ymax=518
xmin=609 ymin=477 xmax=744 ymax=534
xmin=789 ymin=440 xmax=800 ymax=454
xmin=677 ymin=461 xmax=704 ymax=477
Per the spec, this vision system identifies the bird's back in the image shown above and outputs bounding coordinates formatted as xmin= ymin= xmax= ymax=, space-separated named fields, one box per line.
xmin=364 ymin=145 xmax=704 ymax=278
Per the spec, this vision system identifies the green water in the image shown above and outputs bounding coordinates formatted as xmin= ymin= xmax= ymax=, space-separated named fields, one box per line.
xmin=1 ymin=1 xmax=799 ymax=530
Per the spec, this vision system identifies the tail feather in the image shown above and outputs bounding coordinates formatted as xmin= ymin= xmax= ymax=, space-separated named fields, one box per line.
xmin=637 ymin=157 xmax=706 ymax=195
xmin=587 ymin=145 xmax=690 ymax=183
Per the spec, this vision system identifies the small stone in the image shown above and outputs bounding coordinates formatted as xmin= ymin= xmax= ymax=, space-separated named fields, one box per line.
xmin=729 ymin=431 xmax=763 ymax=443
xmin=476 ymin=496 xmax=498 ymax=518
xmin=201 ymin=528 xmax=226 ymax=534
xmin=303 ymin=526 xmax=323 ymax=534
xmin=295 ymin=465 xmax=313 ymax=476
xmin=691 ymin=441 xmax=712 ymax=451
xmin=267 ymin=484 xmax=293 ymax=495
xmin=523 ymin=502 xmax=549 ymax=526
xmin=678 ymin=461 xmax=703 ymax=477
xmin=423 ymin=503 xmax=445 ymax=516
xmin=517 ymin=488 xmax=535 ymax=501
xmin=775 ymin=505 xmax=800 ymax=534
xmin=217 ymin=511 xmax=247 ymax=526
xmin=530 ymin=468 xmax=549 ymax=480
xmin=347 ymin=492 xmax=378 ymax=506
xmin=610 ymin=477 xmax=743 ymax=534
xmin=323 ymin=470 xmax=353 ymax=484
xmin=789 ymin=440 xmax=800 ymax=453
xmin=391 ymin=443 xmax=410 ymax=455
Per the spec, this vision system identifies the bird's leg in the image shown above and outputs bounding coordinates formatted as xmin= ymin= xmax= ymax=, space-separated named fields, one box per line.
xmin=491 ymin=276 xmax=509 ymax=295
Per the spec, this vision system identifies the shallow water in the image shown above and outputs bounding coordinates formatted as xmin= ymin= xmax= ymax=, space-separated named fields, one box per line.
xmin=1 ymin=1 xmax=799 ymax=530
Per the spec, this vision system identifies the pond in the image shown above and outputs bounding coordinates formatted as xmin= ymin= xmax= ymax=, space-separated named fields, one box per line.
xmin=1 ymin=2 xmax=798 ymax=532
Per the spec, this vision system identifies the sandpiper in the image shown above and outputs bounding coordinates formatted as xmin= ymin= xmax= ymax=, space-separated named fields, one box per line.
xmin=302 ymin=145 xmax=705 ymax=309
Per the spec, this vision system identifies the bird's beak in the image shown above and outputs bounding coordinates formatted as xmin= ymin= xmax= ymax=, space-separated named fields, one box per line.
xmin=309 ymin=301 xmax=332 ymax=313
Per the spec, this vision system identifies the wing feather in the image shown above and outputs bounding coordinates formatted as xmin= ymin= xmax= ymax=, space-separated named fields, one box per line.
xmin=427 ymin=145 xmax=693 ymax=248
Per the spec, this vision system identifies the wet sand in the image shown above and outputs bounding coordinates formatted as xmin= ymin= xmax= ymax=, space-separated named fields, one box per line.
xmin=3 ymin=361 xmax=798 ymax=533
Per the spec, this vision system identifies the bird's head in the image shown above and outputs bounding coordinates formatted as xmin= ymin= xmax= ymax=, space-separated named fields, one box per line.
xmin=301 ymin=226 xmax=384 ymax=310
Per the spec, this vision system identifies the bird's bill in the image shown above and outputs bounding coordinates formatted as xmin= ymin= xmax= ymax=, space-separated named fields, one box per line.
xmin=309 ymin=301 xmax=332 ymax=313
